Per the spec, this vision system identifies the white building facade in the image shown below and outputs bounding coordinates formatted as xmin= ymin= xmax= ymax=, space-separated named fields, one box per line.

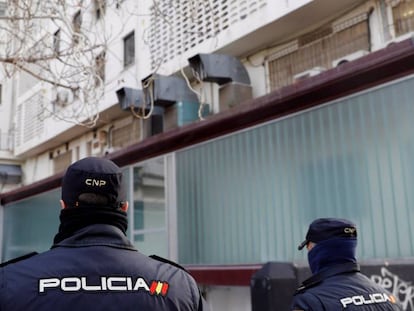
xmin=2 ymin=0 xmax=414 ymax=310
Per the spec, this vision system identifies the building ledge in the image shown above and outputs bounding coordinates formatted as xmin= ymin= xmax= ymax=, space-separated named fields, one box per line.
xmin=2 ymin=36 xmax=414 ymax=205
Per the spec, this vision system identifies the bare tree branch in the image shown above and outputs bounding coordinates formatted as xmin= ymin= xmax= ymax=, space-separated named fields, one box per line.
xmin=1 ymin=0 xmax=139 ymax=127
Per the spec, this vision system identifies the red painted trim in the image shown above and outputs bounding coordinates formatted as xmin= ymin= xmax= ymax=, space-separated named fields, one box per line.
xmin=2 ymin=37 xmax=414 ymax=205
xmin=186 ymin=264 xmax=263 ymax=286
xmin=0 ymin=172 xmax=64 ymax=204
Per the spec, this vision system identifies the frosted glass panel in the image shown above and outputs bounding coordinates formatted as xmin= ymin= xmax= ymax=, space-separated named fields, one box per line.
xmin=131 ymin=158 xmax=167 ymax=257
xmin=134 ymin=231 xmax=167 ymax=257
xmin=176 ymin=76 xmax=414 ymax=265
xmin=2 ymin=190 xmax=60 ymax=261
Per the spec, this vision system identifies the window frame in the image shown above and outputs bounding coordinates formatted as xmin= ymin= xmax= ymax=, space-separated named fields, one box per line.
xmin=123 ymin=31 xmax=135 ymax=68
xmin=53 ymin=29 xmax=61 ymax=54
xmin=95 ymin=51 xmax=106 ymax=86
xmin=95 ymin=0 xmax=106 ymax=20
xmin=72 ymin=10 xmax=82 ymax=45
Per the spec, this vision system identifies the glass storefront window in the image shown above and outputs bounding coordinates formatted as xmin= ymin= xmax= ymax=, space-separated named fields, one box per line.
xmin=2 ymin=189 xmax=61 ymax=261
xmin=176 ymin=76 xmax=414 ymax=264
xmin=131 ymin=157 xmax=167 ymax=257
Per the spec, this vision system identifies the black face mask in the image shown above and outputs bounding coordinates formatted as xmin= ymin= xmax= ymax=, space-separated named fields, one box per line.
xmin=308 ymin=237 xmax=357 ymax=274
xmin=53 ymin=205 xmax=128 ymax=245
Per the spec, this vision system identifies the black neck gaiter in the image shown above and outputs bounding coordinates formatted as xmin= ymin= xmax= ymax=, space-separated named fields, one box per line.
xmin=307 ymin=237 xmax=357 ymax=274
xmin=53 ymin=206 xmax=128 ymax=245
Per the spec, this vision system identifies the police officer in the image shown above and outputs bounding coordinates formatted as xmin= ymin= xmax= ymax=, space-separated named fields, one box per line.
xmin=0 ymin=157 xmax=208 ymax=310
xmin=291 ymin=218 xmax=402 ymax=310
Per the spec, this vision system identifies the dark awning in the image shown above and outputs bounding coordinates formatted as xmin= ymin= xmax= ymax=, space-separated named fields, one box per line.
xmin=0 ymin=164 xmax=22 ymax=184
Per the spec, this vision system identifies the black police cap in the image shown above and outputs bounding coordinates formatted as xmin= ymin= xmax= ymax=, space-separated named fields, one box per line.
xmin=298 ymin=218 xmax=357 ymax=250
xmin=61 ymin=157 xmax=125 ymax=208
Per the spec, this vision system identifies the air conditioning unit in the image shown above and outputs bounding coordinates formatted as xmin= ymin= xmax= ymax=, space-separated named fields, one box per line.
xmin=293 ymin=67 xmax=326 ymax=82
xmin=163 ymin=101 xmax=209 ymax=131
xmin=219 ymin=82 xmax=252 ymax=112
xmin=52 ymin=89 xmax=73 ymax=107
xmin=332 ymin=50 xmax=369 ymax=67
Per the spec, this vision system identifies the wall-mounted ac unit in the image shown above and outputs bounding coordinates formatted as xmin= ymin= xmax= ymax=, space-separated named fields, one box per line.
xmin=293 ymin=67 xmax=326 ymax=82
xmin=332 ymin=50 xmax=369 ymax=67
xmin=163 ymin=101 xmax=209 ymax=131
xmin=141 ymin=106 xmax=164 ymax=138
xmin=188 ymin=53 xmax=252 ymax=114
xmin=219 ymin=82 xmax=252 ymax=112
xmin=52 ymin=89 xmax=73 ymax=107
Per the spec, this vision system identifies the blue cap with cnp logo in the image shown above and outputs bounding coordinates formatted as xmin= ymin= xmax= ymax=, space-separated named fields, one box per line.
xmin=61 ymin=157 xmax=125 ymax=208
xmin=298 ymin=218 xmax=357 ymax=250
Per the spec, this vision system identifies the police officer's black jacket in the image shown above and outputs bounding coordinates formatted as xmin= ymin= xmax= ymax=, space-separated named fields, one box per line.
xmin=291 ymin=262 xmax=403 ymax=310
xmin=0 ymin=224 xmax=205 ymax=310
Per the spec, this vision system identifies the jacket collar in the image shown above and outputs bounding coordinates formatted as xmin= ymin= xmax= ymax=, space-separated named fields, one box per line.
xmin=52 ymin=224 xmax=136 ymax=251
xmin=295 ymin=262 xmax=360 ymax=293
